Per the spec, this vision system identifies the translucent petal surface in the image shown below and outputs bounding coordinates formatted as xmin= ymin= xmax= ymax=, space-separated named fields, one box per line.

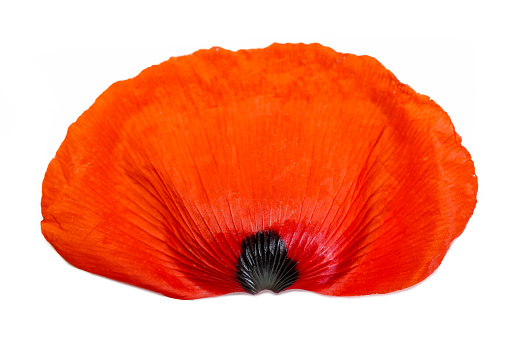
xmin=41 ymin=43 xmax=477 ymax=299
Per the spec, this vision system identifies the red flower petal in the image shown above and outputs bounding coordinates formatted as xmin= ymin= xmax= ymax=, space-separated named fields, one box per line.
xmin=41 ymin=43 xmax=477 ymax=299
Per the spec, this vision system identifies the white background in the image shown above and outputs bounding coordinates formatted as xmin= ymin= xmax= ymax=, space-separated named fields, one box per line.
xmin=1 ymin=1 xmax=507 ymax=338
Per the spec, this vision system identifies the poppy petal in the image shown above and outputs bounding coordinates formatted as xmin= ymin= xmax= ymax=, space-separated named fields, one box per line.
xmin=41 ymin=43 xmax=477 ymax=299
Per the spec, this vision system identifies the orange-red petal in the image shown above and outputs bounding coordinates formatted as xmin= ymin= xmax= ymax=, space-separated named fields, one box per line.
xmin=41 ymin=43 xmax=477 ymax=299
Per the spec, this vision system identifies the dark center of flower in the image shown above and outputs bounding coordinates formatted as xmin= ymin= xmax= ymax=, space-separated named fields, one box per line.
xmin=235 ymin=230 xmax=299 ymax=294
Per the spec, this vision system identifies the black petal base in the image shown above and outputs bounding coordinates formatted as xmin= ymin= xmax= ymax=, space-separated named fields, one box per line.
xmin=236 ymin=230 xmax=299 ymax=294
